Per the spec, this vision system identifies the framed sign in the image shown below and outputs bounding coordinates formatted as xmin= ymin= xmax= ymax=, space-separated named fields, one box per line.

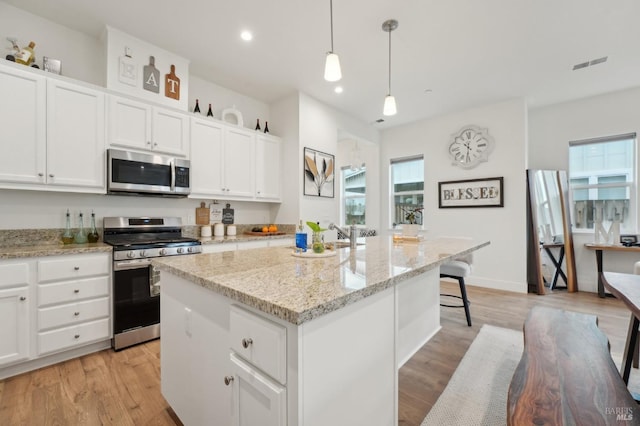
xmin=439 ymin=177 xmax=504 ymax=208
xmin=303 ymin=147 xmax=334 ymax=197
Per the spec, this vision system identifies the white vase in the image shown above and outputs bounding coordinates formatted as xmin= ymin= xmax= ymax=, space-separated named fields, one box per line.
xmin=402 ymin=224 xmax=420 ymax=237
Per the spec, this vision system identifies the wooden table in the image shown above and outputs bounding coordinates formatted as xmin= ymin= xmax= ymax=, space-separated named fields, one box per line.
xmin=585 ymin=243 xmax=640 ymax=297
xmin=603 ymin=272 xmax=640 ymax=385
xmin=507 ymin=306 xmax=638 ymax=425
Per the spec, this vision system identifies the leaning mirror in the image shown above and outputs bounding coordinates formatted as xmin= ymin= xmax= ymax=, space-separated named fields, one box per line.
xmin=526 ymin=169 xmax=577 ymax=294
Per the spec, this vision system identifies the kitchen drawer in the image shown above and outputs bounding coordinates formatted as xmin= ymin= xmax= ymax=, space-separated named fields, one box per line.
xmin=38 ymin=275 xmax=109 ymax=306
xmin=0 ymin=261 xmax=30 ymax=290
xmin=38 ymin=254 xmax=110 ymax=283
xmin=38 ymin=317 xmax=110 ymax=356
xmin=230 ymin=305 xmax=286 ymax=384
xmin=38 ymin=297 xmax=109 ymax=331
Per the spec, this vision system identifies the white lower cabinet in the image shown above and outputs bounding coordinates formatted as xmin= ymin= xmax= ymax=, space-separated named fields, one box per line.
xmin=0 ymin=286 xmax=30 ymax=366
xmin=36 ymin=253 xmax=110 ymax=356
xmin=0 ymin=260 xmax=31 ymax=367
xmin=230 ymin=352 xmax=286 ymax=426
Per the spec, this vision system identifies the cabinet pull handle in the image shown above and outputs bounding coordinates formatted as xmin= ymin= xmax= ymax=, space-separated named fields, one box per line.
xmin=74 ymin=266 xmax=80 ymax=270
xmin=19 ymin=296 xmax=26 ymax=301
xmin=74 ymin=289 xmax=80 ymax=294
xmin=74 ymin=334 xmax=80 ymax=339
xmin=74 ymin=312 xmax=80 ymax=316
xmin=224 ymin=376 xmax=234 ymax=386
xmin=241 ymin=338 xmax=253 ymax=348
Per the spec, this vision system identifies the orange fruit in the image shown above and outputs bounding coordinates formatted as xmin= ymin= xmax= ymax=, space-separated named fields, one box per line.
xmin=262 ymin=226 xmax=269 ymax=233
xmin=268 ymin=224 xmax=278 ymax=233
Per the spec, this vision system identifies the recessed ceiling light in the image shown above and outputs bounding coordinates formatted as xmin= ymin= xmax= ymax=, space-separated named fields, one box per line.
xmin=240 ymin=31 xmax=253 ymax=41
xmin=424 ymin=89 xmax=433 ymax=94
xmin=334 ymin=86 xmax=343 ymax=94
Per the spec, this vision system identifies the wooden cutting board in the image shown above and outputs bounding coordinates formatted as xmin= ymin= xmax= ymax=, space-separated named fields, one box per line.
xmin=195 ymin=202 xmax=210 ymax=225
xmin=244 ymin=231 xmax=287 ymax=236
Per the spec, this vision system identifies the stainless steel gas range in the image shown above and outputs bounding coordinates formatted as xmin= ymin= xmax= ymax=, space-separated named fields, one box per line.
xmin=103 ymin=217 xmax=202 ymax=350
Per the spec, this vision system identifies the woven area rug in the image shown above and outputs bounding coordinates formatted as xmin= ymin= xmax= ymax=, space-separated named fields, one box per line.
xmin=421 ymin=324 xmax=640 ymax=426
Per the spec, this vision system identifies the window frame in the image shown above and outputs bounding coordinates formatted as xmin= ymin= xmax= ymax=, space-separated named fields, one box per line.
xmin=341 ymin=165 xmax=367 ymax=227
xmin=568 ymin=133 xmax=636 ymax=234
xmin=389 ymin=155 xmax=425 ymax=228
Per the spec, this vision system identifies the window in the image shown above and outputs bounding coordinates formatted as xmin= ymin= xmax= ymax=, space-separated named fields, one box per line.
xmin=390 ymin=156 xmax=424 ymax=227
xmin=342 ymin=166 xmax=366 ymax=225
xmin=569 ymin=133 xmax=635 ymax=232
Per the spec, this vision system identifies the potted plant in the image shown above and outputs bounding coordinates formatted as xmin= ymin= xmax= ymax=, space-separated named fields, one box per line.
xmin=306 ymin=221 xmax=327 ymax=253
xmin=403 ymin=207 xmax=423 ymax=237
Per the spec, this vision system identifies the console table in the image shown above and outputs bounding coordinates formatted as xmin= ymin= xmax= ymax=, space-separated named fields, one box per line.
xmin=584 ymin=243 xmax=640 ymax=298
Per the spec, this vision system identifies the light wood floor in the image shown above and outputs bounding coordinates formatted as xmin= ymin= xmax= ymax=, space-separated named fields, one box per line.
xmin=0 ymin=282 xmax=630 ymax=426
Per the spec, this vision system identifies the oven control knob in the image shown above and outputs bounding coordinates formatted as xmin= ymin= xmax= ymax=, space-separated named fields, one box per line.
xmin=140 ymin=250 xmax=147 ymax=258
xmin=187 ymin=247 xmax=193 ymax=253
xmin=177 ymin=247 xmax=184 ymax=254
xmin=159 ymin=249 xmax=167 ymax=256
xmin=127 ymin=251 xmax=136 ymax=259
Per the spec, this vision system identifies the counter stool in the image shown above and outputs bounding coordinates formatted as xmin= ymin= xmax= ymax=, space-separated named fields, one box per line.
xmin=440 ymin=259 xmax=472 ymax=327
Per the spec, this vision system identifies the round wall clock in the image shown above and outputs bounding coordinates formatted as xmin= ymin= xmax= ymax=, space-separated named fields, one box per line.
xmin=448 ymin=125 xmax=494 ymax=169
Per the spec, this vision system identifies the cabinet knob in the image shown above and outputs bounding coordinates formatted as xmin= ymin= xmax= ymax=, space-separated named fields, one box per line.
xmin=224 ymin=376 xmax=234 ymax=386
xmin=147 ymin=141 xmax=152 ymax=145
xmin=74 ymin=312 xmax=80 ymax=316
xmin=74 ymin=266 xmax=80 ymax=270
xmin=38 ymin=173 xmax=44 ymax=177
xmin=49 ymin=174 xmax=54 ymax=178
xmin=19 ymin=296 xmax=26 ymax=301
xmin=241 ymin=338 xmax=253 ymax=348
xmin=153 ymin=142 xmax=158 ymax=147
xmin=74 ymin=334 xmax=80 ymax=339
xmin=74 ymin=289 xmax=80 ymax=294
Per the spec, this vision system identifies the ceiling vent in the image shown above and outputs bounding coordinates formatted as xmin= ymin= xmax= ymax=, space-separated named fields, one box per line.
xmin=573 ymin=56 xmax=608 ymax=71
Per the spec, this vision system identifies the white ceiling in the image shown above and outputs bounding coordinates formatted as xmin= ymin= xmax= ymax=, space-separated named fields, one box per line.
xmin=7 ymin=0 xmax=640 ymax=129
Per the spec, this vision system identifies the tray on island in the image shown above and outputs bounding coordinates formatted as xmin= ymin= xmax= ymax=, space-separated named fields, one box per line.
xmin=291 ymin=249 xmax=337 ymax=258
xmin=244 ymin=231 xmax=287 ymax=236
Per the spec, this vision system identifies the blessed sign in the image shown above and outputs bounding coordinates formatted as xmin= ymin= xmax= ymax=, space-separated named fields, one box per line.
xmin=439 ymin=177 xmax=504 ymax=208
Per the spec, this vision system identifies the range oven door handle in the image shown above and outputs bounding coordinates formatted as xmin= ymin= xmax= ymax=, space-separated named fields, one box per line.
xmin=113 ymin=260 xmax=152 ymax=271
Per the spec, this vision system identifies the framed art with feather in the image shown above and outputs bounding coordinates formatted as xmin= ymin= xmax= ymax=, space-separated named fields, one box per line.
xmin=303 ymin=147 xmax=335 ymax=197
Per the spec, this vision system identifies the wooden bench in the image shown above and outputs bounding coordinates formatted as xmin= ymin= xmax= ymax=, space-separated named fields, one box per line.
xmin=507 ymin=306 xmax=638 ymax=425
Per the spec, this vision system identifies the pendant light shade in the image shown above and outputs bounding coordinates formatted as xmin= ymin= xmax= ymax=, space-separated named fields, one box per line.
xmin=382 ymin=19 xmax=398 ymax=116
xmin=324 ymin=0 xmax=342 ymax=82
xmin=383 ymin=94 xmax=397 ymax=116
xmin=324 ymin=52 xmax=342 ymax=82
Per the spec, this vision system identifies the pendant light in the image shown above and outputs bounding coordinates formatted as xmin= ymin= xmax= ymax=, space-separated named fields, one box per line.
xmin=324 ymin=0 xmax=342 ymax=82
xmin=382 ymin=19 xmax=398 ymax=116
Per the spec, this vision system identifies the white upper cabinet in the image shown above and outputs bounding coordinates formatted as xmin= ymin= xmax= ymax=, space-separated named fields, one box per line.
xmin=255 ymin=134 xmax=282 ymax=201
xmin=0 ymin=63 xmax=105 ymax=193
xmin=223 ymin=127 xmax=255 ymax=199
xmin=189 ymin=117 xmax=224 ymax=198
xmin=0 ymin=65 xmax=46 ymax=185
xmin=108 ymin=95 xmax=189 ymax=157
xmin=46 ymin=79 xmax=105 ymax=190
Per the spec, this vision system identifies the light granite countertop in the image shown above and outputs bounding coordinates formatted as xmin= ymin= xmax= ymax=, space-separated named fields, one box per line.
xmin=152 ymin=236 xmax=490 ymax=325
xmin=0 ymin=242 xmax=112 ymax=259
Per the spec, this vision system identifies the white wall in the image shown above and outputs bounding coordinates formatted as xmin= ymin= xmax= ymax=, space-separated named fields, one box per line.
xmin=381 ymin=99 xmax=528 ymax=293
xmin=529 ymin=87 xmax=640 ymax=292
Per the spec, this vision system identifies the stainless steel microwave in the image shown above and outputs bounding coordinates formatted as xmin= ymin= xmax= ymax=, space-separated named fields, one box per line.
xmin=107 ymin=149 xmax=191 ymax=197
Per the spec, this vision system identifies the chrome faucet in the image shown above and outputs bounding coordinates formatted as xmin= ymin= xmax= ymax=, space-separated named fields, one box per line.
xmin=328 ymin=223 xmax=358 ymax=249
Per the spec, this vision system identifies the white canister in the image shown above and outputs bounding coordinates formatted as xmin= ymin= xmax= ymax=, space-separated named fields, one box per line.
xmin=227 ymin=225 xmax=236 ymax=236
xmin=214 ymin=223 xmax=225 ymax=237
xmin=200 ymin=225 xmax=212 ymax=237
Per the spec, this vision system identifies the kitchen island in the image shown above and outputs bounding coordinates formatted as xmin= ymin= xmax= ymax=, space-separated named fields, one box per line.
xmin=153 ymin=236 xmax=489 ymax=426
